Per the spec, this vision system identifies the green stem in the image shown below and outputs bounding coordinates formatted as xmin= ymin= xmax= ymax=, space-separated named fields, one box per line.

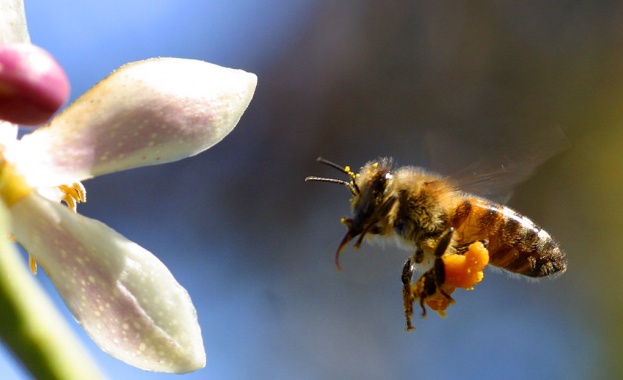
xmin=0 ymin=207 xmax=104 ymax=379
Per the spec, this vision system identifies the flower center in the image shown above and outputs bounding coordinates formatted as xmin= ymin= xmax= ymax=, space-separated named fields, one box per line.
xmin=0 ymin=157 xmax=33 ymax=207
xmin=0 ymin=156 xmax=87 ymax=274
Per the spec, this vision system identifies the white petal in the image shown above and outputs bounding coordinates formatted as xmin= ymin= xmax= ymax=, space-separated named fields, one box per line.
xmin=9 ymin=58 xmax=257 ymax=187
xmin=10 ymin=193 xmax=206 ymax=373
xmin=0 ymin=121 xmax=18 ymax=145
xmin=0 ymin=202 xmax=104 ymax=379
xmin=0 ymin=0 xmax=30 ymax=44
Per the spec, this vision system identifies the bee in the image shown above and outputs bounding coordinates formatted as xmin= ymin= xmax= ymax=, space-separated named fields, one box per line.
xmin=306 ymin=156 xmax=566 ymax=330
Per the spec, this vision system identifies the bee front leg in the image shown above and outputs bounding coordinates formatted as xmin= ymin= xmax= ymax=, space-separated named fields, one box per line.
xmin=401 ymin=246 xmax=436 ymax=331
xmin=401 ymin=257 xmax=417 ymax=331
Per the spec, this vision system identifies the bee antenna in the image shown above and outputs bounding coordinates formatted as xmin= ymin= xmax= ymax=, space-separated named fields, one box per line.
xmin=309 ymin=157 xmax=360 ymax=194
xmin=305 ymin=176 xmax=358 ymax=196
xmin=316 ymin=157 xmax=347 ymax=172
xmin=316 ymin=157 xmax=358 ymax=178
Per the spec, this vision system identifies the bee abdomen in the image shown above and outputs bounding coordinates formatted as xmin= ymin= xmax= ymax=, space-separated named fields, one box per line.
xmin=453 ymin=199 xmax=566 ymax=278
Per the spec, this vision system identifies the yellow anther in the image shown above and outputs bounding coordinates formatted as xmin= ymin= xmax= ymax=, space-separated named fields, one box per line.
xmin=58 ymin=182 xmax=86 ymax=213
xmin=29 ymin=255 xmax=37 ymax=275
xmin=0 ymin=157 xmax=88 ymax=275
xmin=26 ymin=182 xmax=87 ymax=274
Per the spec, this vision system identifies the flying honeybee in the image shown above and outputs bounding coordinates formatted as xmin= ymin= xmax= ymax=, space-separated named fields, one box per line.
xmin=306 ymin=153 xmax=566 ymax=331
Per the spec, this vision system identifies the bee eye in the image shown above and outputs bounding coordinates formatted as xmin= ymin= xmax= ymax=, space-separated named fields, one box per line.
xmin=373 ymin=175 xmax=387 ymax=191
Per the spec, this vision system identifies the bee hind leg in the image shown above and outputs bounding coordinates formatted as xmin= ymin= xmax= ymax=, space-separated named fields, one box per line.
xmin=454 ymin=238 xmax=489 ymax=254
xmin=401 ymin=228 xmax=458 ymax=331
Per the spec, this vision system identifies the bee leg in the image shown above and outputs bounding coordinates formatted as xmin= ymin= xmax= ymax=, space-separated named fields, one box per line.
xmin=404 ymin=263 xmax=442 ymax=328
xmin=402 ymin=228 xmax=456 ymax=330
xmin=417 ymin=269 xmax=437 ymax=317
xmin=432 ymin=258 xmax=453 ymax=300
xmin=433 ymin=228 xmax=455 ymax=301
xmin=434 ymin=227 xmax=455 ymax=258
xmin=455 ymin=238 xmax=489 ymax=254
xmin=415 ymin=228 xmax=456 ymax=318
xmin=401 ymin=257 xmax=416 ymax=331
xmin=414 ymin=246 xmax=424 ymax=264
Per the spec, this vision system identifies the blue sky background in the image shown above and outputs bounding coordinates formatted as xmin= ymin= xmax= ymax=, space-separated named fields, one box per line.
xmin=1 ymin=1 xmax=619 ymax=379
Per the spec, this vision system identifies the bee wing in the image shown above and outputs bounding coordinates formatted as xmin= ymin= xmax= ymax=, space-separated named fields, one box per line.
xmin=424 ymin=122 xmax=570 ymax=204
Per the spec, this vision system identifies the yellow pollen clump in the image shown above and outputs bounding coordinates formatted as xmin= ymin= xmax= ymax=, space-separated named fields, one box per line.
xmin=423 ymin=241 xmax=490 ymax=316
xmin=424 ymin=284 xmax=455 ymax=316
xmin=443 ymin=241 xmax=490 ymax=289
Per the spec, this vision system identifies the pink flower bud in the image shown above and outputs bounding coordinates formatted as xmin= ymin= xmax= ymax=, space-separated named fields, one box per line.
xmin=0 ymin=44 xmax=70 ymax=125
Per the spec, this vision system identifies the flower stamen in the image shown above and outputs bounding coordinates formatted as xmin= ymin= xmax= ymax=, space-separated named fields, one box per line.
xmin=26 ymin=182 xmax=87 ymax=274
xmin=58 ymin=182 xmax=86 ymax=213
xmin=28 ymin=255 xmax=37 ymax=275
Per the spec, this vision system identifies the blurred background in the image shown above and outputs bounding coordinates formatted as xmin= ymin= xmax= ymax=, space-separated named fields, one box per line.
xmin=1 ymin=1 xmax=620 ymax=379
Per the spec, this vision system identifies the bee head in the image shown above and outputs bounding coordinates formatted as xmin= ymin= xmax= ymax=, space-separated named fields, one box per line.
xmin=306 ymin=157 xmax=397 ymax=270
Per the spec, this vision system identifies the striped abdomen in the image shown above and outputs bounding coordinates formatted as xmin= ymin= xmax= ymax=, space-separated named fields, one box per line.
xmin=451 ymin=197 xmax=566 ymax=277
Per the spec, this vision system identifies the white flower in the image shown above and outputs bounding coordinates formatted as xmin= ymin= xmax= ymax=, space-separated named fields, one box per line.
xmin=0 ymin=58 xmax=257 ymax=373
